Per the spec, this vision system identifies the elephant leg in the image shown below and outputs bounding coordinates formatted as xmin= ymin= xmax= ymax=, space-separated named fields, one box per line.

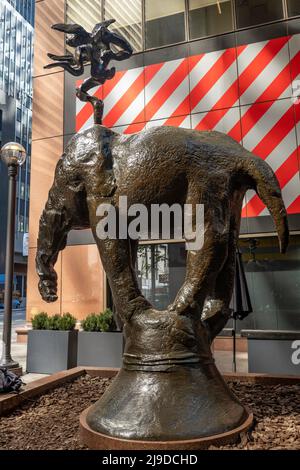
xmin=36 ymin=160 xmax=89 ymax=302
xmin=202 ymin=228 xmax=237 ymax=342
xmin=108 ymin=239 xmax=140 ymax=329
xmin=170 ymin=190 xmax=230 ymax=316
xmin=202 ymin=200 xmax=243 ymax=341
xmin=92 ymin=236 xmax=151 ymax=323
xmin=130 ymin=239 xmax=139 ymax=270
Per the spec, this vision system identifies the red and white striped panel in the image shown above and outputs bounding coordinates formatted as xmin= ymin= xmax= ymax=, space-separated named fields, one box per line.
xmin=75 ymin=34 xmax=300 ymax=216
xmin=289 ymin=104 xmax=300 ymax=214
xmin=191 ymin=107 xmax=241 ymax=141
xmin=145 ymin=58 xmax=190 ymax=121
xmin=189 ymin=47 xmax=239 ymax=114
xmin=240 ymin=99 xmax=300 ymax=216
xmin=102 ymin=66 xmax=145 ymax=128
xmin=76 ymin=80 xmax=103 ymax=132
xmin=237 ymin=36 xmax=292 ymax=105
xmin=146 ymin=115 xmax=191 ymax=130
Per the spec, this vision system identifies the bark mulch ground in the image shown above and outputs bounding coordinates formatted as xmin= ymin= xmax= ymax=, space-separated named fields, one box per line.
xmin=0 ymin=376 xmax=299 ymax=450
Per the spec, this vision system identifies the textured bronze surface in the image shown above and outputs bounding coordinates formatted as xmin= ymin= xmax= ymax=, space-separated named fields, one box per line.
xmin=80 ymin=406 xmax=254 ymax=450
xmin=36 ymin=124 xmax=288 ymax=442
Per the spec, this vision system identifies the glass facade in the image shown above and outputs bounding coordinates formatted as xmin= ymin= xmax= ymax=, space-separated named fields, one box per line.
xmin=240 ymin=236 xmax=300 ymax=331
xmin=137 ymin=243 xmax=186 ymax=310
xmin=66 ymin=0 xmax=102 ymax=36
xmin=6 ymin=0 xmax=34 ymax=26
xmin=104 ymin=0 xmax=143 ymax=52
xmin=189 ymin=1 xmax=233 ymax=40
xmin=145 ymin=0 xmax=186 ymax=49
xmin=0 ymin=1 xmax=34 ymax=104
xmin=66 ymin=1 xmax=300 ymax=50
xmin=0 ymin=109 xmax=2 ymax=146
xmin=288 ymin=0 xmax=300 ymax=17
xmin=138 ymin=237 xmax=300 ymax=332
xmin=235 ymin=0 xmax=284 ymax=29
xmin=0 ymin=0 xmax=34 ymax=299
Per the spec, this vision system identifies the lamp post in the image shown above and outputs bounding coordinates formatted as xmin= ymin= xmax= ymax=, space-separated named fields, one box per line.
xmin=0 ymin=142 xmax=26 ymax=369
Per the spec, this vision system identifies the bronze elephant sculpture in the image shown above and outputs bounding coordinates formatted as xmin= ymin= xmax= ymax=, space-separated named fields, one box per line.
xmin=36 ymin=124 xmax=288 ymax=335
xmin=36 ymin=124 xmax=288 ymax=441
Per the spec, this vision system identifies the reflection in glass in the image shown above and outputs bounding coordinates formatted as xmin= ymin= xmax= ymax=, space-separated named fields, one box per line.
xmin=189 ymin=0 xmax=233 ymax=40
xmin=145 ymin=0 xmax=186 ymax=49
xmin=0 ymin=1 xmax=33 ymax=236
xmin=6 ymin=0 xmax=34 ymax=25
xmin=66 ymin=0 xmax=102 ymax=35
xmin=137 ymin=243 xmax=186 ymax=310
xmin=136 ymin=236 xmax=300 ymax=332
xmin=287 ymin=0 xmax=300 ymax=17
xmin=235 ymin=0 xmax=283 ymax=29
xmin=239 ymin=236 xmax=300 ymax=331
xmin=104 ymin=0 xmax=143 ymax=52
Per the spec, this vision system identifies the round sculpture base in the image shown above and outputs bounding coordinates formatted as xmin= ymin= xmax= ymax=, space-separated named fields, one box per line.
xmin=80 ymin=407 xmax=253 ymax=450
xmin=79 ymin=310 xmax=253 ymax=449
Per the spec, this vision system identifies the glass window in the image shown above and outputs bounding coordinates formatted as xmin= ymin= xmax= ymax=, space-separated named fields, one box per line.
xmin=240 ymin=236 xmax=300 ymax=331
xmin=17 ymin=215 xmax=24 ymax=233
xmin=287 ymin=0 xmax=300 ymax=17
xmin=16 ymin=107 xmax=21 ymax=122
xmin=66 ymin=0 xmax=102 ymax=35
xmin=0 ymin=109 xmax=2 ymax=146
xmin=19 ymin=181 xmax=25 ymax=199
xmin=189 ymin=0 xmax=233 ymax=39
xmin=136 ymin=236 xmax=300 ymax=331
xmin=137 ymin=243 xmax=186 ymax=310
xmin=145 ymin=0 xmax=186 ymax=49
xmin=235 ymin=0 xmax=284 ymax=29
xmin=104 ymin=0 xmax=143 ymax=52
xmin=0 ymin=2 xmax=34 ymax=105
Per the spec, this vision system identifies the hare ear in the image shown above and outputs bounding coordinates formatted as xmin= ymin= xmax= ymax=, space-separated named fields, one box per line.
xmin=52 ymin=23 xmax=89 ymax=36
xmin=102 ymin=19 xmax=116 ymax=28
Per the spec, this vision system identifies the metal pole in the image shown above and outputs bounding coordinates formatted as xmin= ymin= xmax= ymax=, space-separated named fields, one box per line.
xmin=232 ymin=316 xmax=237 ymax=373
xmin=0 ymin=163 xmax=19 ymax=368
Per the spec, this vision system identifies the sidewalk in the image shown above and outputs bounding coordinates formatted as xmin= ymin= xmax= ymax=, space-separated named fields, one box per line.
xmin=0 ymin=314 xmax=46 ymax=383
xmin=1 ymin=316 xmax=248 ymax=383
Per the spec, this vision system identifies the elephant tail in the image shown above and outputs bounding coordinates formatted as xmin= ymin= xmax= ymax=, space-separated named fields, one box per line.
xmin=242 ymin=154 xmax=289 ymax=253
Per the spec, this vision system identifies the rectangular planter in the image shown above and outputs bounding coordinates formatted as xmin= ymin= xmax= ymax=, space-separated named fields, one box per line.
xmin=27 ymin=330 xmax=78 ymax=374
xmin=77 ymin=332 xmax=123 ymax=368
xmin=242 ymin=329 xmax=300 ymax=376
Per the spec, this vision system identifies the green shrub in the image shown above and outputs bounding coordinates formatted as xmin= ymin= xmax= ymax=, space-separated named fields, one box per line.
xmin=31 ymin=312 xmax=48 ymax=330
xmin=58 ymin=312 xmax=76 ymax=331
xmin=46 ymin=314 xmax=61 ymax=330
xmin=81 ymin=313 xmax=99 ymax=332
xmin=31 ymin=312 xmax=76 ymax=331
xmin=99 ymin=308 xmax=116 ymax=332
xmin=81 ymin=309 xmax=116 ymax=332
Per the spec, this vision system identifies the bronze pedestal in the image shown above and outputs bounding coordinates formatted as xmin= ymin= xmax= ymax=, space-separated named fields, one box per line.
xmin=80 ymin=309 xmax=253 ymax=448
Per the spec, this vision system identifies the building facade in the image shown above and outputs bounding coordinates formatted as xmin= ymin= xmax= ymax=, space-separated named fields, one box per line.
xmin=0 ymin=0 xmax=34 ymax=301
xmin=28 ymin=0 xmax=300 ymax=332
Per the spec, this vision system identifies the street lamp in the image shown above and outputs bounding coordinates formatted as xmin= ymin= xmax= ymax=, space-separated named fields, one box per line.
xmin=0 ymin=142 xmax=26 ymax=369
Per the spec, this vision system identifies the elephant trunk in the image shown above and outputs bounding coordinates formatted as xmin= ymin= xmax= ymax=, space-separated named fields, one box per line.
xmin=243 ymin=155 xmax=289 ymax=253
